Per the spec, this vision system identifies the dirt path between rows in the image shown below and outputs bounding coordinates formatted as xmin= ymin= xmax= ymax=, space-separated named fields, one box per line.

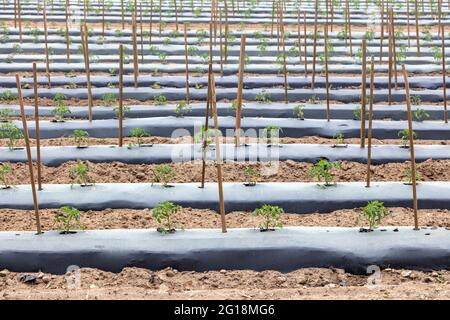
xmin=1 ymin=207 xmax=448 ymax=232
xmin=3 ymin=158 xmax=450 ymax=185
xmin=1 ymin=266 xmax=450 ymax=300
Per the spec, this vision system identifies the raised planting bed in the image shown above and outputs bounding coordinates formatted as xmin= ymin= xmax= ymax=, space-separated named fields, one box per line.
xmin=2 ymin=144 xmax=450 ymax=166
xmin=8 ymin=117 xmax=450 ymax=139
xmin=0 ymin=226 xmax=448 ymax=275
xmin=1 ymin=182 xmax=450 ymax=212
xmin=2 ymin=102 xmax=449 ymax=121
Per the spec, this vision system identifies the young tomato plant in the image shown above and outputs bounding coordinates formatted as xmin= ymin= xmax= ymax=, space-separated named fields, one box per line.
xmin=152 ymin=164 xmax=175 ymax=187
xmin=0 ymin=108 xmax=15 ymax=122
xmin=152 ymin=201 xmax=182 ymax=234
xmin=0 ymin=163 xmax=14 ymax=189
xmin=357 ymin=201 xmax=391 ymax=231
xmin=413 ymin=108 xmax=429 ymax=122
xmin=253 ymin=204 xmax=284 ymax=232
xmin=70 ymin=130 xmax=89 ymax=148
xmin=333 ymin=132 xmax=347 ymax=147
xmin=174 ymin=102 xmax=192 ymax=118
xmin=128 ymin=127 xmax=150 ymax=148
xmin=154 ymin=93 xmax=168 ymax=104
xmin=69 ymin=161 xmax=95 ymax=187
xmin=263 ymin=125 xmax=282 ymax=146
xmin=0 ymin=123 xmax=23 ymax=150
xmin=293 ymin=105 xmax=305 ymax=120
xmin=54 ymin=206 xmax=84 ymax=234
xmin=51 ymin=105 xmax=71 ymax=122
xmin=403 ymin=167 xmax=422 ymax=185
xmin=243 ymin=165 xmax=258 ymax=186
xmin=398 ymin=129 xmax=418 ymax=148
xmin=194 ymin=126 xmax=221 ymax=149
xmin=309 ymin=159 xmax=341 ymax=187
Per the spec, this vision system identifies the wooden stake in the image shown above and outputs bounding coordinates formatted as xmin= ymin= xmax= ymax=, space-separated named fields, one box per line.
xmin=16 ymin=74 xmax=42 ymax=235
xmin=14 ymin=0 xmax=17 ymax=28
xmin=210 ymin=70 xmax=227 ymax=234
xmin=224 ymin=0 xmax=229 ymax=63
xmin=347 ymin=0 xmax=352 ymax=56
xmin=149 ymin=0 xmax=153 ymax=44
xmin=121 ymin=0 xmax=125 ymax=29
xmin=65 ymin=0 xmax=71 ymax=63
xmin=401 ymin=65 xmax=419 ymax=230
xmin=219 ymin=8 xmax=224 ymax=76
xmin=311 ymin=0 xmax=318 ymax=89
xmin=235 ymin=34 xmax=246 ymax=147
xmin=390 ymin=8 xmax=398 ymax=90
xmin=140 ymin=2 xmax=144 ymax=64
xmin=366 ymin=56 xmax=375 ymax=187
xmin=406 ymin=0 xmax=411 ymax=46
xmin=324 ymin=24 xmax=330 ymax=122
xmin=132 ymin=14 xmax=139 ymax=88
xmin=360 ymin=39 xmax=367 ymax=148
xmin=32 ymin=63 xmax=42 ymax=191
xmin=297 ymin=9 xmax=302 ymax=64
xmin=280 ymin=9 xmax=288 ymax=104
xmin=43 ymin=0 xmax=51 ymax=87
xmin=17 ymin=0 xmax=22 ymax=43
xmin=118 ymin=44 xmax=124 ymax=147
xmin=81 ymin=24 xmax=93 ymax=122
xmin=414 ymin=0 xmax=420 ymax=55
xmin=303 ymin=12 xmax=307 ymax=78
xmin=379 ymin=1 xmax=384 ymax=64
xmin=442 ymin=24 xmax=448 ymax=123
xmin=184 ymin=23 xmax=190 ymax=103
xmin=200 ymin=69 xmax=212 ymax=188
xmin=102 ymin=0 xmax=105 ymax=36
xmin=388 ymin=12 xmax=393 ymax=105
xmin=174 ymin=0 xmax=179 ymax=31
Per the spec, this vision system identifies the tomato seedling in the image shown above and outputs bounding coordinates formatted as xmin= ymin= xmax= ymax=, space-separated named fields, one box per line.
xmin=0 ymin=123 xmax=23 ymax=150
xmin=0 ymin=163 xmax=14 ymax=189
xmin=357 ymin=201 xmax=391 ymax=231
xmin=54 ymin=206 xmax=84 ymax=234
xmin=174 ymin=102 xmax=192 ymax=118
xmin=398 ymin=129 xmax=418 ymax=148
xmin=309 ymin=159 xmax=341 ymax=187
xmin=128 ymin=127 xmax=150 ymax=148
xmin=152 ymin=164 xmax=175 ymax=187
xmin=243 ymin=165 xmax=258 ymax=186
xmin=152 ymin=201 xmax=182 ymax=234
xmin=70 ymin=130 xmax=90 ymax=148
xmin=262 ymin=125 xmax=282 ymax=146
xmin=51 ymin=105 xmax=71 ymax=122
xmin=69 ymin=161 xmax=95 ymax=187
xmin=253 ymin=204 xmax=284 ymax=232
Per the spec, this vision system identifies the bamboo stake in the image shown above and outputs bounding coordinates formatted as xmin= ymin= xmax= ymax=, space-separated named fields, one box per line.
xmin=118 ymin=44 xmax=124 ymax=147
xmin=235 ymin=34 xmax=246 ymax=147
xmin=281 ymin=9 xmax=288 ymax=104
xmin=16 ymin=74 xmax=42 ymax=235
xmin=65 ymin=0 xmax=70 ymax=63
xmin=304 ymin=12 xmax=307 ymax=78
xmin=132 ymin=14 xmax=139 ymax=88
xmin=200 ymin=70 xmax=212 ymax=188
xmin=174 ymin=0 xmax=179 ymax=31
xmin=442 ymin=24 xmax=448 ymax=123
xmin=324 ymin=24 xmax=330 ymax=122
xmin=184 ymin=23 xmax=190 ymax=103
xmin=379 ymin=1 xmax=384 ymax=65
xmin=121 ymin=0 xmax=125 ymax=29
xmin=360 ymin=39 xmax=367 ymax=148
xmin=311 ymin=0 xmax=318 ymax=89
xmin=32 ymin=63 xmax=42 ymax=191
xmin=43 ymin=1 xmax=51 ymax=87
xmin=415 ymin=0 xmax=420 ymax=55
xmin=140 ymin=2 xmax=144 ymax=64
xmin=366 ymin=56 xmax=375 ymax=187
xmin=297 ymin=9 xmax=302 ymax=64
xmin=210 ymin=69 xmax=227 ymax=234
xmin=401 ymin=65 xmax=419 ymax=230
xmin=17 ymin=0 xmax=22 ymax=43
xmin=346 ymin=0 xmax=352 ymax=56
xmin=81 ymin=24 xmax=93 ymax=122
xmin=390 ymin=8 xmax=398 ymax=90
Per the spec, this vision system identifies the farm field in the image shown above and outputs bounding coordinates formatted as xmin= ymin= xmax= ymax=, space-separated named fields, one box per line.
xmin=2 ymin=0 xmax=450 ymax=303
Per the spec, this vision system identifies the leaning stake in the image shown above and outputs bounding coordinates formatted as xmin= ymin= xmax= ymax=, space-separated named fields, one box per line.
xmin=402 ymin=65 xmax=419 ymax=230
xmin=32 ymin=63 xmax=42 ymax=190
xmin=16 ymin=74 xmax=42 ymax=235
xmin=235 ymin=34 xmax=246 ymax=147
xmin=366 ymin=56 xmax=375 ymax=187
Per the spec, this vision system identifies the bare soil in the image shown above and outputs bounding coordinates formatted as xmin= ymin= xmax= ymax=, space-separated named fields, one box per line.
xmin=4 ymin=158 xmax=450 ymax=185
xmin=1 ymin=135 xmax=449 ymax=147
xmin=1 ymin=207 xmax=449 ymax=232
xmin=2 ymin=266 xmax=450 ymax=300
